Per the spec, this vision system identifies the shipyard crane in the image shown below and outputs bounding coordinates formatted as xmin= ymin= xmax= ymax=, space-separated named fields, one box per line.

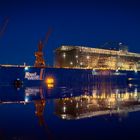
xmin=35 ymin=99 xmax=46 ymax=126
xmin=34 ymin=28 xmax=52 ymax=67
xmin=0 ymin=17 xmax=9 ymax=38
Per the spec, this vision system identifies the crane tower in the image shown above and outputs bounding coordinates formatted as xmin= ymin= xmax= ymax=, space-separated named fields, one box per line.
xmin=34 ymin=40 xmax=46 ymax=67
xmin=34 ymin=29 xmax=52 ymax=67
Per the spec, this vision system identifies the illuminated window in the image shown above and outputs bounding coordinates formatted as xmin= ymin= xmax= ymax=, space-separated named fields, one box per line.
xmin=80 ymin=62 xmax=83 ymax=65
xmin=70 ymin=62 xmax=73 ymax=65
xmin=63 ymin=53 xmax=66 ymax=58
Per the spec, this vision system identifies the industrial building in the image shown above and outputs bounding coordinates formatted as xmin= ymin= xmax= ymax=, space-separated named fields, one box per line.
xmin=54 ymin=44 xmax=140 ymax=70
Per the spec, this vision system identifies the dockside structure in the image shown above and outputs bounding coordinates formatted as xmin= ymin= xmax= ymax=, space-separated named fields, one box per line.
xmin=54 ymin=45 xmax=140 ymax=70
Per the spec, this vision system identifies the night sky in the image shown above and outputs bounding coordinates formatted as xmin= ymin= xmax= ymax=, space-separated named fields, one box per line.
xmin=0 ymin=0 xmax=140 ymax=66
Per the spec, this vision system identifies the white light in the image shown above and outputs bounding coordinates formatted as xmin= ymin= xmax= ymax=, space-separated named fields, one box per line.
xmin=134 ymin=69 xmax=137 ymax=73
xmin=25 ymin=96 xmax=29 ymax=103
xmin=80 ymin=62 xmax=83 ymax=65
xmin=92 ymin=69 xmax=97 ymax=75
xmin=62 ymin=115 xmax=66 ymax=119
xmin=70 ymin=62 xmax=73 ymax=65
xmin=119 ymin=42 xmax=122 ymax=45
xmin=87 ymin=56 xmax=89 ymax=59
xmin=75 ymin=55 xmax=78 ymax=58
xmin=63 ymin=106 xmax=66 ymax=112
xmin=135 ymin=88 xmax=137 ymax=94
xmin=24 ymin=66 xmax=29 ymax=71
xmin=76 ymin=103 xmax=79 ymax=108
xmin=116 ymin=89 xmax=119 ymax=94
xmin=129 ymin=84 xmax=132 ymax=87
xmin=63 ymin=53 xmax=66 ymax=58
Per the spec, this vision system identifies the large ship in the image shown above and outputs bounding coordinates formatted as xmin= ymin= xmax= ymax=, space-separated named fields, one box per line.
xmin=0 ymin=41 xmax=140 ymax=87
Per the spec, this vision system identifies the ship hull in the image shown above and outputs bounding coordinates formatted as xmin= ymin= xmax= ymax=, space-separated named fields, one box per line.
xmin=0 ymin=66 xmax=139 ymax=87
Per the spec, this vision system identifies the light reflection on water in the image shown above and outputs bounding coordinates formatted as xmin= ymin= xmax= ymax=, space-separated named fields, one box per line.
xmin=0 ymin=81 xmax=140 ymax=139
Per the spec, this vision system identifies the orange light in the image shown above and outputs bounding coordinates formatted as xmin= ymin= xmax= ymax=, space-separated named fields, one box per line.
xmin=47 ymin=84 xmax=54 ymax=89
xmin=46 ymin=77 xmax=54 ymax=84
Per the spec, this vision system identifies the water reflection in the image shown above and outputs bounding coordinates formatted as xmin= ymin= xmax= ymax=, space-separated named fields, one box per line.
xmin=55 ymin=90 xmax=140 ymax=120
xmin=0 ymin=82 xmax=140 ymax=120
xmin=0 ymin=81 xmax=140 ymax=139
xmin=0 ymin=85 xmax=53 ymax=140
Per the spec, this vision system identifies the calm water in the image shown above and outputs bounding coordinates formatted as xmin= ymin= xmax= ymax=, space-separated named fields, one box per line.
xmin=0 ymin=81 xmax=140 ymax=140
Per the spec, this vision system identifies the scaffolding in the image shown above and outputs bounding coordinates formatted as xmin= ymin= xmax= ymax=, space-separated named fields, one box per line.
xmin=54 ymin=45 xmax=140 ymax=70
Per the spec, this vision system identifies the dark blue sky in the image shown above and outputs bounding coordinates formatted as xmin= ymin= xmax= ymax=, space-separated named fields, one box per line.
xmin=0 ymin=0 xmax=140 ymax=66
